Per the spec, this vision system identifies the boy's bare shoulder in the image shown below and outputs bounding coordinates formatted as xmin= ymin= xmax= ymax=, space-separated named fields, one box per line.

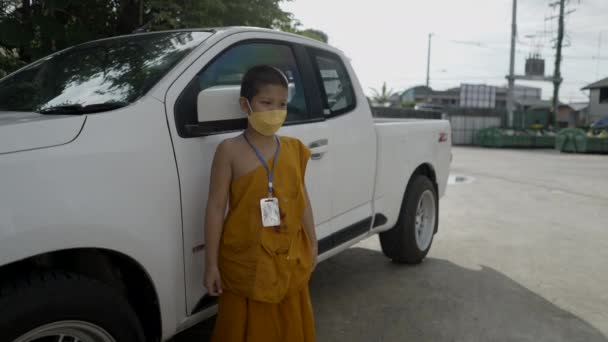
xmin=279 ymin=135 xmax=299 ymax=144
xmin=216 ymin=135 xmax=243 ymax=159
xmin=280 ymin=135 xmax=306 ymax=149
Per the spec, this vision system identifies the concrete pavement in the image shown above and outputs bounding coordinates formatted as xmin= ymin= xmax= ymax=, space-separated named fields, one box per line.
xmin=174 ymin=147 xmax=608 ymax=342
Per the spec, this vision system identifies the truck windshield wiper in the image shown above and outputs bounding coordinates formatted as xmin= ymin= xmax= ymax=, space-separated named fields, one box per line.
xmin=38 ymin=102 xmax=128 ymax=115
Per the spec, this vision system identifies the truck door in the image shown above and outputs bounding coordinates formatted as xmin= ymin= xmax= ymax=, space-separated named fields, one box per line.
xmin=164 ymin=33 xmax=332 ymax=315
xmin=307 ymin=48 xmax=377 ymax=251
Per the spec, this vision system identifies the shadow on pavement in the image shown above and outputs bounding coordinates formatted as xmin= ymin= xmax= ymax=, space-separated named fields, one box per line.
xmin=173 ymin=247 xmax=607 ymax=342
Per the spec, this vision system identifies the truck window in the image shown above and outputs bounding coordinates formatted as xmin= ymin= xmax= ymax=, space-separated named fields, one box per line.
xmin=311 ymin=51 xmax=356 ymax=116
xmin=175 ymin=42 xmax=310 ymax=136
xmin=0 ymin=31 xmax=212 ymax=113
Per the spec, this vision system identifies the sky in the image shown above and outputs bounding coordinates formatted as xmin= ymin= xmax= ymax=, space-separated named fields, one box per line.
xmin=281 ymin=0 xmax=608 ymax=102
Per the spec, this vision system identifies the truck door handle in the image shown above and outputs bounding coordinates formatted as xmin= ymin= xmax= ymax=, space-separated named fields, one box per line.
xmin=309 ymin=139 xmax=328 ymax=160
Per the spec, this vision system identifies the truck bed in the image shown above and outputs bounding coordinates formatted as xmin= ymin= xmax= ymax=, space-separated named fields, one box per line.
xmin=371 ymin=118 xmax=452 ymax=232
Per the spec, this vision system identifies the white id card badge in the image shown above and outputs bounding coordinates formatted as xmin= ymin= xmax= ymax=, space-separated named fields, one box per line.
xmin=260 ymin=198 xmax=281 ymax=227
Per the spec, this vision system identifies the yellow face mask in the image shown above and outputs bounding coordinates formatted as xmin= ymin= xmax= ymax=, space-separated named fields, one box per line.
xmin=246 ymin=101 xmax=287 ymax=136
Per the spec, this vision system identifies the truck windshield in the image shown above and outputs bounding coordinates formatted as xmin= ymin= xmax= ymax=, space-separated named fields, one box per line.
xmin=0 ymin=31 xmax=212 ymax=113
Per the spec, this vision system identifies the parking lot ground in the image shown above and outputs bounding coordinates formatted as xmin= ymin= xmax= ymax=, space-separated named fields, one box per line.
xmin=174 ymin=147 xmax=608 ymax=342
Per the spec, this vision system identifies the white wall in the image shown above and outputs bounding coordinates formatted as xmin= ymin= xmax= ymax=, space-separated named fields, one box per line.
xmin=589 ymin=89 xmax=608 ymax=123
xmin=449 ymin=115 xmax=501 ymax=145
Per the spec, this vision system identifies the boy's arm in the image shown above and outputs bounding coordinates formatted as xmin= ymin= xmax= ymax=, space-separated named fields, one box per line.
xmin=302 ymin=183 xmax=318 ymax=270
xmin=204 ymin=141 xmax=232 ymax=295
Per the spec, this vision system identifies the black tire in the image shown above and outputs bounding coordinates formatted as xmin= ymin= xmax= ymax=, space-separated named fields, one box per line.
xmin=0 ymin=271 xmax=145 ymax=342
xmin=379 ymin=175 xmax=438 ymax=264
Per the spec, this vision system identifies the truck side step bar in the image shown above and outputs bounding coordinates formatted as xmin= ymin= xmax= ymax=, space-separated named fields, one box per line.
xmin=318 ymin=213 xmax=387 ymax=254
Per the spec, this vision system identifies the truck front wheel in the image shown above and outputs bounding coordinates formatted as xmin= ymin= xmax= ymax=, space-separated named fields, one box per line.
xmin=379 ymin=175 xmax=438 ymax=264
xmin=0 ymin=271 xmax=145 ymax=342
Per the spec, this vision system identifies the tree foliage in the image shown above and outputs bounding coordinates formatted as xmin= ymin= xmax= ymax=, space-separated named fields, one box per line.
xmin=0 ymin=0 xmax=328 ymax=76
xmin=370 ymin=82 xmax=398 ymax=105
xmin=279 ymin=18 xmax=328 ymax=43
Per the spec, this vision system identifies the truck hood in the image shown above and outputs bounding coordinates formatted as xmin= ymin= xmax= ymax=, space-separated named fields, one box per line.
xmin=0 ymin=111 xmax=85 ymax=154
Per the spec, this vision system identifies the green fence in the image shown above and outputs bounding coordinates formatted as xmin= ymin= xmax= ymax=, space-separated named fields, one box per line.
xmin=477 ymin=127 xmax=608 ymax=152
xmin=476 ymin=128 xmax=555 ymax=148
xmin=556 ymin=128 xmax=608 ymax=153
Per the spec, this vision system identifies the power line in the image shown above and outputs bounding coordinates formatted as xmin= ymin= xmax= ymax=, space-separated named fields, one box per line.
xmin=443 ymin=38 xmax=608 ymax=60
xmin=388 ymin=76 xmax=592 ymax=84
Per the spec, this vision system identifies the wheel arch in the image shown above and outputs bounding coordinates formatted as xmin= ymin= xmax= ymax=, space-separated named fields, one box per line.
xmin=0 ymin=248 xmax=162 ymax=342
xmin=406 ymin=163 xmax=439 ymax=233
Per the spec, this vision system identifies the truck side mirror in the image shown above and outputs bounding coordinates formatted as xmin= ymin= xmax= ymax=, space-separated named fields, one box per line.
xmin=197 ymin=85 xmax=245 ymax=123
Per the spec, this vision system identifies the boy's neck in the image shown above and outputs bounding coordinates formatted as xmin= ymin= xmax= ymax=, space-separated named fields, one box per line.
xmin=244 ymin=127 xmax=276 ymax=146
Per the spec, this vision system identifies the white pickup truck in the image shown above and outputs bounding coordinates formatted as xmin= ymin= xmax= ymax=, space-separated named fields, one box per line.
xmin=0 ymin=27 xmax=451 ymax=342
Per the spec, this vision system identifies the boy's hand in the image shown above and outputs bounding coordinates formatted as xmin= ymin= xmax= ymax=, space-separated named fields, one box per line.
xmin=204 ymin=265 xmax=223 ymax=296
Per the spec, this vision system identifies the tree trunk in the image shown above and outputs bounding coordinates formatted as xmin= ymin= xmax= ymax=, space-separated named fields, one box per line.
xmin=139 ymin=0 xmax=143 ymax=26
xmin=18 ymin=0 xmax=33 ymax=63
xmin=117 ymin=0 xmax=139 ymax=34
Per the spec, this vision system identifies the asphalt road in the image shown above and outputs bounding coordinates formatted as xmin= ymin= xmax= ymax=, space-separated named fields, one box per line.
xmin=174 ymin=147 xmax=608 ymax=342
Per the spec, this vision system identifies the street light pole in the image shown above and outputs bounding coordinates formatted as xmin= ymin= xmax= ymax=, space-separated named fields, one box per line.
xmin=506 ymin=0 xmax=517 ymax=128
xmin=426 ymin=33 xmax=434 ymax=88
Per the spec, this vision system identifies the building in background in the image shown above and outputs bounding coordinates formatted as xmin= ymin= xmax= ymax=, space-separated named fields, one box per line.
xmin=512 ymin=85 xmax=542 ymax=102
xmin=392 ymin=83 xmax=541 ymax=109
xmin=582 ymin=77 xmax=608 ymax=125
xmin=397 ymin=85 xmax=460 ymax=107
xmin=510 ymin=99 xmax=554 ymax=129
xmin=460 ymin=84 xmax=497 ymax=108
xmin=557 ymin=103 xmax=589 ymax=127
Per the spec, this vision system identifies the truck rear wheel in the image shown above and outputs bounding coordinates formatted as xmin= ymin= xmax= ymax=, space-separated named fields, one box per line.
xmin=0 ymin=271 xmax=145 ymax=342
xmin=379 ymin=175 xmax=438 ymax=264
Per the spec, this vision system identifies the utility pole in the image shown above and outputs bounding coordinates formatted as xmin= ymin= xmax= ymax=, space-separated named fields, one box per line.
xmin=552 ymin=0 xmax=566 ymax=128
xmin=426 ymin=33 xmax=434 ymax=88
xmin=506 ymin=0 xmax=517 ymax=128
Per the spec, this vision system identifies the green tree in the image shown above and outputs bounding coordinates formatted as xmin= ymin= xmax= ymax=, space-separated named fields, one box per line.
xmin=298 ymin=29 xmax=328 ymax=43
xmin=0 ymin=0 xmax=326 ymax=76
xmin=0 ymin=47 xmax=21 ymax=77
xmin=146 ymin=0 xmax=292 ymax=30
xmin=370 ymin=82 xmax=398 ymax=105
xmin=279 ymin=18 xmax=329 ymax=43
xmin=400 ymin=100 xmax=416 ymax=108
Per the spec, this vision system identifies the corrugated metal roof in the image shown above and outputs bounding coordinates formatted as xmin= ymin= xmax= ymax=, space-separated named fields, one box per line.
xmin=568 ymin=102 xmax=589 ymax=111
xmin=582 ymin=77 xmax=608 ymax=90
xmin=515 ymin=99 xmax=554 ymax=108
